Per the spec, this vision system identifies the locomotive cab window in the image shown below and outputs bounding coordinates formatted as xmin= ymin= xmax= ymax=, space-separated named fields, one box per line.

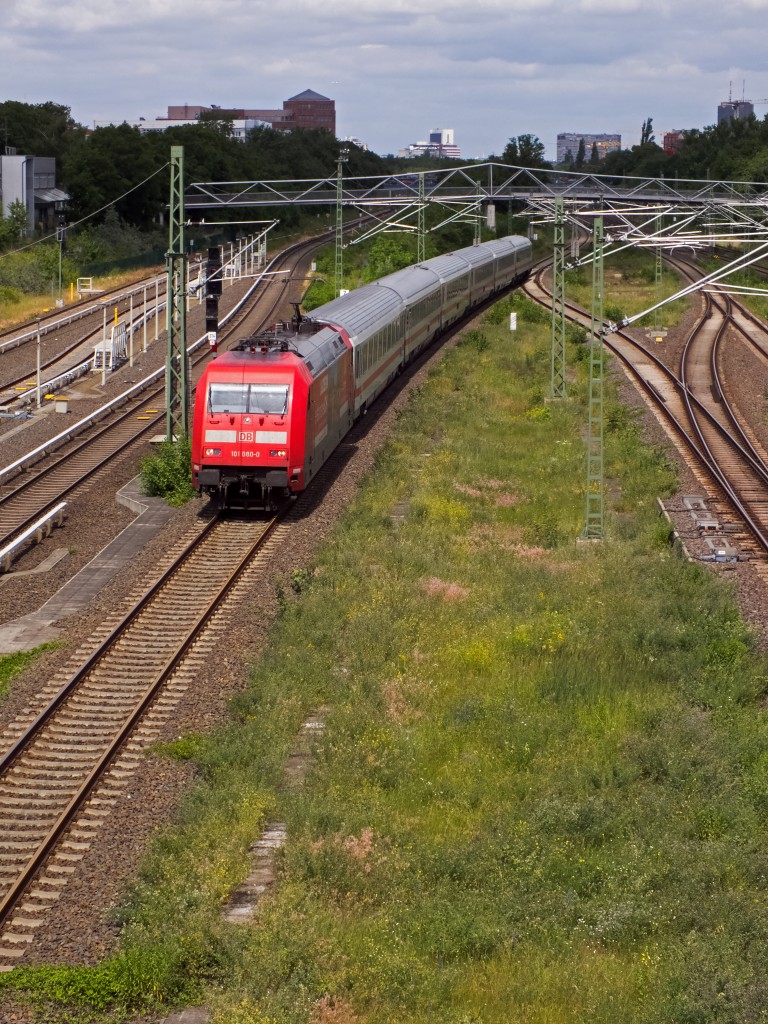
xmin=208 ymin=382 xmax=288 ymax=415
xmin=250 ymin=383 xmax=289 ymax=415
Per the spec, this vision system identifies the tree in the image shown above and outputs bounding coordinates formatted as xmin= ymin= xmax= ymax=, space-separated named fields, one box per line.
xmin=640 ymin=117 xmax=655 ymax=146
xmin=0 ymin=100 xmax=83 ymax=160
xmin=501 ymin=134 xmax=549 ymax=170
xmin=575 ymin=138 xmax=586 ymax=169
xmin=4 ymin=199 xmax=29 ymax=240
xmin=589 ymin=142 xmax=600 ymax=167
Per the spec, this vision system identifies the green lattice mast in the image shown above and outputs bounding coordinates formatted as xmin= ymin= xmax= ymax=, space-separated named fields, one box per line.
xmin=335 ymin=147 xmax=348 ymax=296
xmin=582 ymin=215 xmax=605 ymax=540
xmin=417 ymin=172 xmax=426 ymax=263
xmin=550 ymin=196 xmax=567 ymax=398
xmin=166 ymin=145 xmax=188 ymax=440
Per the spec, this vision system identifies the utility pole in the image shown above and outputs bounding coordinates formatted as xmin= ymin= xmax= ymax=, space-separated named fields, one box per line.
xmin=35 ymin=319 xmax=41 ymax=409
xmin=56 ymin=217 xmax=65 ymax=306
xmin=165 ymin=145 xmax=188 ymax=440
xmin=335 ymin=146 xmax=349 ymax=296
xmin=582 ymin=215 xmax=605 ymax=541
xmin=550 ymin=196 xmax=567 ymax=399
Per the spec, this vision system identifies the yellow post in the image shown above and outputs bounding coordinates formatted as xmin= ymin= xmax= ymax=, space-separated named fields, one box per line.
xmin=114 ymin=307 xmax=119 ymax=325
xmin=70 ymin=282 xmax=74 ymax=301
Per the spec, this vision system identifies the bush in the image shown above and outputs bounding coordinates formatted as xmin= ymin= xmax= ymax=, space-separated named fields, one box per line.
xmin=0 ymin=244 xmax=77 ymax=296
xmin=0 ymin=285 xmax=22 ymax=305
xmin=604 ymin=303 xmax=625 ymax=325
xmin=458 ymin=329 xmax=489 ymax=352
xmin=140 ymin=436 xmax=195 ymax=506
xmin=512 ymin=293 xmax=550 ymax=324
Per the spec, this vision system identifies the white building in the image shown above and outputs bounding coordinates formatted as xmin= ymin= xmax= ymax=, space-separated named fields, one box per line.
xmin=400 ymin=128 xmax=461 ymax=159
xmin=92 ymin=117 xmax=270 ymax=140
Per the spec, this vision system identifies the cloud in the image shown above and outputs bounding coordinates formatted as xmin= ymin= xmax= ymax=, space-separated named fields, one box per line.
xmin=2 ymin=0 xmax=768 ymax=158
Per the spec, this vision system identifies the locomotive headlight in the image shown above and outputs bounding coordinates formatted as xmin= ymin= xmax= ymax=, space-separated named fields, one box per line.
xmin=270 ymin=449 xmax=287 ymax=458
xmin=204 ymin=447 xmax=222 ymax=456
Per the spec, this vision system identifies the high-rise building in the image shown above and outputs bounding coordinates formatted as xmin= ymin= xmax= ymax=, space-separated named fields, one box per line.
xmin=717 ymin=99 xmax=754 ymax=124
xmin=556 ymin=132 xmax=621 ymax=164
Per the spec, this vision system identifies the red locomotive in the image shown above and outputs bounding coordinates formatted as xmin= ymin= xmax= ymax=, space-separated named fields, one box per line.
xmin=192 ymin=235 xmax=532 ymax=508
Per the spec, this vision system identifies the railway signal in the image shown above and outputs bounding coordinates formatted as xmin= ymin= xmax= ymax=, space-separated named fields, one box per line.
xmin=205 ymin=246 xmax=222 ymax=355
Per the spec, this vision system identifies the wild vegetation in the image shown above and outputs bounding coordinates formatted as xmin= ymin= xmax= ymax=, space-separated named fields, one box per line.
xmin=0 ymin=644 xmax=59 ymax=701
xmin=4 ymin=262 xmax=768 ymax=1023
xmin=139 ymin=437 xmax=196 ymax=507
xmin=565 ymin=246 xmax=689 ymax=329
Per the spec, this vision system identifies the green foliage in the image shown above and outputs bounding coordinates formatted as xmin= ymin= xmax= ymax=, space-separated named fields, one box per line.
xmin=0 ymin=643 xmax=59 ymax=701
xmin=566 ymin=321 xmax=588 ymax=345
xmin=9 ymin=293 xmax=768 ymax=1024
xmin=364 ymin=235 xmax=416 ymax=281
xmin=0 ymin=285 xmax=22 ymax=305
xmin=152 ymin=733 xmax=209 ymax=761
xmin=501 ymin=134 xmax=550 ymax=170
xmin=483 ymin=299 xmax=512 ymax=325
xmin=458 ymin=329 xmax=489 ymax=352
xmin=289 ymin=568 xmax=313 ymax=595
xmin=3 ymin=199 xmax=29 ymax=242
xmin=604 ymin=303 xmax=626 ymax=324
xmin=511 ymin=292 xmax=550 ymax=324
xmin=0 ymin=244 xmax=77 ymax=296
xmin=0 ymin=100 xmax=81 ymax=161
xmin=600 ymin=111 xmax=768 ymax=182
xmin=140 ymin=437 xmax=195 ymax=506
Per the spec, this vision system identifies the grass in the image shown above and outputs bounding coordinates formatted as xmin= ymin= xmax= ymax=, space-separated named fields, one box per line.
xmin=566 ymin=246 xmax=689 ymax=329
xmin=0 ymin=269 xmax=160 ymax=332
xmin=0 ymin=644 xmax=60 ymax=702
xmin=4 ymin=284 xmax=768 ymax=1023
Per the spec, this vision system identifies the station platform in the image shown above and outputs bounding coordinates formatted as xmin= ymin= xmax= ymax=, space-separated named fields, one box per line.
xmin=0 ymin=478 xmax=176 ymax=655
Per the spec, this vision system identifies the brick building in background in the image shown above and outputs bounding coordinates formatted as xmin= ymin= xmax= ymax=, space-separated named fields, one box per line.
xmin=165 ymin=89 xmax=335 ymax=134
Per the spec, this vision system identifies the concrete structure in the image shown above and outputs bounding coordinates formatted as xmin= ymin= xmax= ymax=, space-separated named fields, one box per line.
xmin=0 ymin=152 xmax=68 ymax=232
xmin=718 ymin=99 xmax=754 ymax=124
xmin=400 ymin=128 xmax=461 ymax=159
xmin=556 ymin=132 xmax=621 ymax=164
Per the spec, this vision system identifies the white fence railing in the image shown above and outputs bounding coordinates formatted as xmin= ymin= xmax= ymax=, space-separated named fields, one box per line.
xmin=0 ymin=276 xmax=166 ymax=355
xmin=0 ymin=250 xmax=280 ymax=486
xmin=0 ymin=502 xmax=67 ymax=572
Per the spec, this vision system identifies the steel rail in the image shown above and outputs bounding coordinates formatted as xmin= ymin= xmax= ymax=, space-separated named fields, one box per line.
xmin=0 ymin=509 xmax=284 ymax=929
xmin=526 ymin=266 xmax=768 ymax=552
xmin=0 ymin=233 xmax=325 ymax=553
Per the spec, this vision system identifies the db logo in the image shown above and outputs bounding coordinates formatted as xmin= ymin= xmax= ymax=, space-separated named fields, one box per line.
xmin=239 ymin=431 xmax=254 ymax=442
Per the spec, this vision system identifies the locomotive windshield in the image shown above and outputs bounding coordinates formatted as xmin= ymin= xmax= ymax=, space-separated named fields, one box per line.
xmin=208 ymin=383 xmax=289 ymax=415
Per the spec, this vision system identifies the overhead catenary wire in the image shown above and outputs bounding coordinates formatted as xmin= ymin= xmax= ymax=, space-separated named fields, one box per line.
xmin=0 ymin=161 xmax=170 ymax=262
xmin=618 ymin=239 xmax=768 ymax=328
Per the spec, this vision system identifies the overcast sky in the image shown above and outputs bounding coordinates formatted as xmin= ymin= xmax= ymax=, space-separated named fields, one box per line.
xmin=3 ymin=0 xmax=768 ymax=163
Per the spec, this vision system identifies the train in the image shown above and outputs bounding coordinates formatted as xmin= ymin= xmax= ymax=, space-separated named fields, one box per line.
xmin=191 ymin=234 xmax=533 ymax=508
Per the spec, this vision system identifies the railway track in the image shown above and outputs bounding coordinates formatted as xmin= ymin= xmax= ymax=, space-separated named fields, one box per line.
xmin=0 ymin=277 xmax=167 ymax=404
xmin=0 ymin=243 xmax=531 ymax=966
xmin=524 ymin=263 xmax=768 ymax=565
xmin=0 ymin=507 xmax=288 ymax=964
xmin=0 ymin=234 xmax=324 ymax=553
